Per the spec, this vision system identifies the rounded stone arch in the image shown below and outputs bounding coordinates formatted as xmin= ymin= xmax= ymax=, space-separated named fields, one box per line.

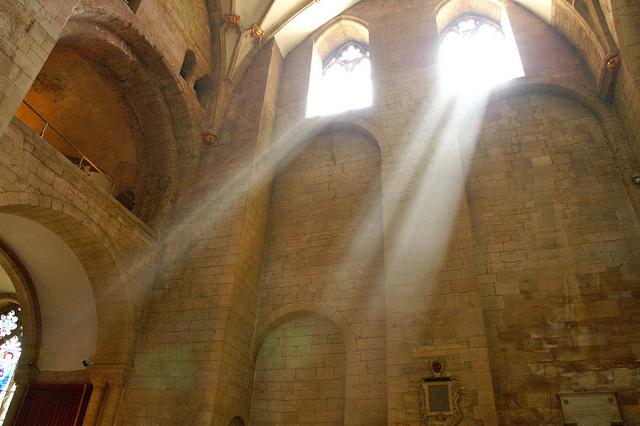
xmin=252 ymin=304 xmax=356 ymax=424
xmin=486 ymin=81 xmax=640 ymax=214
xmin=253 ymin=302 xmax=357 ymax=362
xmin=491 ymin=81 xmax=631 ymax=149
xmin=0 ymin=244 xmax=40 ymax=371
xmin=57 ymin=5 xmax=201 ymax=225
xmin=0 ymin=201 xmax=137 ymax=369
xmin=270 ymin=117 xmax=384 ymax=173
xmin=227 ymin=416 xmax=245 ymax=426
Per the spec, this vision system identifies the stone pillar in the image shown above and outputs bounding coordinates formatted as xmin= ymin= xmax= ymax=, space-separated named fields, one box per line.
xmin=87 ymin=365 xmax=129 ymax=426
xmin=82 ymin=380 xmax=106 ymax=426
xmin=97 ymin=384 xmax=123 ymax=426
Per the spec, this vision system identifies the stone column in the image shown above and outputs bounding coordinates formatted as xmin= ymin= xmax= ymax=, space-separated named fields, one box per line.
xmin=86 ymin=365 xmax=129 ymax=426
xmin=97 ymin=384 xmax=123 ymax=426
xmin=82 ymin=377 xmax=106 ymax=426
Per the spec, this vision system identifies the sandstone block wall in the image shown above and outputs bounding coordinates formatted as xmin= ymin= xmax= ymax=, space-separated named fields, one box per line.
xmin=257 ymin=130 xmax=387 ymax=425
xmin=0 ymin=0 xmax=639 ymax=425
xmin=251 ymin=314 xmax=346 ymax=425
xmin=469 ymin=93 xmax=640 ymax=424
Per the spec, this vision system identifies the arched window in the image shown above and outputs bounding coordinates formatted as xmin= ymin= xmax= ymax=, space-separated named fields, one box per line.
xmin=439 ymin=15 xmax=524 ymax=92
xmin=0 ymin=304 xmax=21 ymax=423
xmin=306 ymin=42 xmax=372 ymax=117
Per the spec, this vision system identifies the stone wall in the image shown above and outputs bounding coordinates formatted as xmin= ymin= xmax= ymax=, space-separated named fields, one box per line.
xmin=257 ymin=130 xmax=387 ymax=425
xmin=251 ymin=313 xmax=346 ymax=425
xmin=1 ymin=0 xmax=640 ymax=425
xmin=468 ymin=93 xmax=640 ymax=424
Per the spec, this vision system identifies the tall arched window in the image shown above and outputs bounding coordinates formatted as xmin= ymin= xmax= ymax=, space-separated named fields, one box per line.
xmin=306 ymin=42 xmax=372 ymax=117
xmin=439 ymin=15 xmax=524 ymax=92
xmin=0 ymin=304 xmax=21 ymax=423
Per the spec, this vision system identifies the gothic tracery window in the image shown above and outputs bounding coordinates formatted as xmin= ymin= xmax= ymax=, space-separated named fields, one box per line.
xmin=307 ymin=42 xmax=372 ymax=117
xmin=439 ymin=15 xmax=524 ymax=92
xmin=0 ymin=304 xmax=21 ymax=423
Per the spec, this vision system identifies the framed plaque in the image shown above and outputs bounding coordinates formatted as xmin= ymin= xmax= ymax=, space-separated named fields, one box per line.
xmin=559 ymin=392 xmax=623 ymax=426
xmin=420 ymin=360 xmax=461 ymax=425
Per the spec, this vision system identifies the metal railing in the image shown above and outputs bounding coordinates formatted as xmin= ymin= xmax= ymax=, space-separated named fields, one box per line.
xmin=17 ymin=101 xmax=136 ymax=210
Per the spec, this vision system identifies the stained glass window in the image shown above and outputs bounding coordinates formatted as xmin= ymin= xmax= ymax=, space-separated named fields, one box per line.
xmin=439 ymin=15 xmax=524 ymax=92
xmin=0 ymin=305 xmax=21 ymax=424
xmin=307 ymin=42 xmax=372 ymax=117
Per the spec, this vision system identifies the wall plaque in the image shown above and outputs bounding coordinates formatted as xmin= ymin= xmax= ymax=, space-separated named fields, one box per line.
xmin=559 ymin=392 xmax=623 ymax=426
xmin=419 ymin=360 xmax=461 ymax=426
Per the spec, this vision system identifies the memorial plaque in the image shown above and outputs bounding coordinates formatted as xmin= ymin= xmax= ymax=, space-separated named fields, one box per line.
xmin=427 ymin=384 xmax=451 ymax=413
xmin=419 ymin=360 xmax=461 ymax=425
xmin=559 ymin=392 xmax=623 ymax=426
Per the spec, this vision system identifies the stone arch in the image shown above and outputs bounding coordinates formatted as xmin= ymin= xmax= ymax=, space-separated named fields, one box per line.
xmin=0 ymin=202 xmax=137 ymax=369
xmin=470 ymin=86 xmax=640 ymax=423
xmin=227 ymin=415 xmax=245 ymax=426
xmin=270 ymin=118 xmax=384 ymax=173
xmin=0 ymin=244 xmax=40 ymax=372
xmin=251 ymin=308 xmax=349 ymax=425
xmin=257 ymin=123 xmax=387 ymax=423
xmin=56 ymin=4 xmax=201 ymax=225
xmin=254 ymin=303 xmax=357 ymax=361
xmin=489 ymin=80 xmax=640 ymax=217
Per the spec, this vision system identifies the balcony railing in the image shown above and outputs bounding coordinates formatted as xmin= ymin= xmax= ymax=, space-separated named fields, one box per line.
xmin=16 ymin=101 xmax=136 ymax=211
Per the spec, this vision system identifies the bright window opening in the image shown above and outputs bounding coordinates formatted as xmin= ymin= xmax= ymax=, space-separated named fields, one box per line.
xmin=0 ymin=305 xmax=21 ymax=424
xmin=307 ymin=42 xmax=372 ymax=117
xmin=439 ymin=14 xmax=524 ymax=93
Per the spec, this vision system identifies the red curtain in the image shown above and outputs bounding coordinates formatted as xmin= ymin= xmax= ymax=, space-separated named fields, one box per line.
xmin=13 ymin=383 xmax=91 ymax=426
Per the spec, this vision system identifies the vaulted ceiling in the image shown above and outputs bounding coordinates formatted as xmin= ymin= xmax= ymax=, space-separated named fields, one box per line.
xmin=219 ymin=0 xmax=363 ymax=80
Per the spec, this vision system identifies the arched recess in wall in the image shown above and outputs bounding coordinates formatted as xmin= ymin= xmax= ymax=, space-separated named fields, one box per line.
xmin=0 ymin=204 xmax=137 ymax=372
xmin=250 ymin=311 xmax=346 ymax=425
xmin=467 ymin=88 xmax=640 ymax=422
xmin=228 ymin=416 xmax=245 ymax=426
xmin=14 ymin=8 xmax=198 ymax=226
xmin=257 ymin=124 xmax=387 ymax=424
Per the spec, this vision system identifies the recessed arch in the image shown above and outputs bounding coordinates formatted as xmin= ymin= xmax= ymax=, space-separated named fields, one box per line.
xmin=253 ymin=303 xmax=357 ymax=361
xmin=251 ymin=310 xmax=347 ymax=425
xmin=0 ymin=202 xmax=137 ymax=370
xmin=51 ymin=5 xmax=201 ymax=225
xmin=0 ymin=213 xmax=97 ymax=372
xmin=47 ymin=17 xmax=179 ymax=224
xmin=269 ymin=117 xmax=384 ymax=176
xmin=228 ymin=415 xmax=245 ymax=426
